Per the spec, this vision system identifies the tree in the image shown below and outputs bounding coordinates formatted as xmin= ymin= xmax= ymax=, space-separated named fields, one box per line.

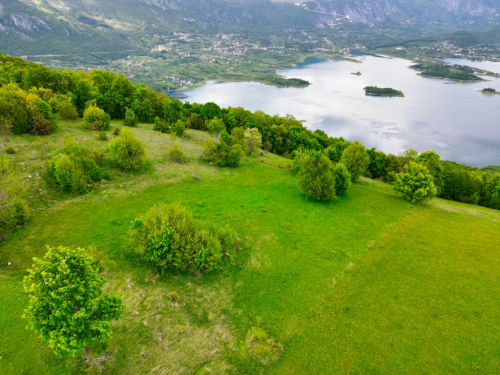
xmin=171 ymin=119 xmax=186 ymax=137
xmin=415 ymin=151 xmax=444 ymax=195
xmin=366 ymin=148 xmax=387 ymax=179
xmin=23 ymin=246 xmax=123 ymax=357
xmin=332 ymin=163 xmax=352 ymax=195
xmin=244 ymin=128 xmax=263 ymax=155
xmin=124 ymin=108 xmax=138 ymax=126
xmin=393 ymin=161 xmax=437 ymax=204
xmin=298 ymin=151 xmax=336 ymax=201
xmin=84 ymin=106 xmax=111 ymax=131
xmin=203 ymin=131 xmax=243 ymax=167
xmin=108 ymin=128 xmax=146 ymax=169
xmin=340 ymin=141 xmax=369 ymax=182
xmin=207 ymin=117 xmax=225 ymax=137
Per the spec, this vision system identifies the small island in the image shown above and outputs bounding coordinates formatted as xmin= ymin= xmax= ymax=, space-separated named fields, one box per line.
xmin=351 ymin=72 xmax=362 ymax=76
xmin=262 ymin=76 xmax=311 ymax=88
xmin=478 ymin=88 xmax=500 ymax=95
xmin=410 ymin=62 xmax=484 ymax=82
xmin=364 ymin=86 xmax=404 ymax=97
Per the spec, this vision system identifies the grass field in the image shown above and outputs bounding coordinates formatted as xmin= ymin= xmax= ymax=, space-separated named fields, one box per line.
xmin=1 ymin=120 xmax=499 ymax=374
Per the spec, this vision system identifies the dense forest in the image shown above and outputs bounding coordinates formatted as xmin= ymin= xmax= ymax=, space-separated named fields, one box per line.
xmin=410 ymin=62 xmax=483 ymax=81
xmin=364 ymin=86 xmax=404 ymax=96
xmin=1 ymin=53 xmax=499 ymax=240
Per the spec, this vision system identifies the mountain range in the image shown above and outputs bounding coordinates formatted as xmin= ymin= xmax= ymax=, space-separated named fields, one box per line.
xmin=1 ymin=0 xmax=500 ymax=55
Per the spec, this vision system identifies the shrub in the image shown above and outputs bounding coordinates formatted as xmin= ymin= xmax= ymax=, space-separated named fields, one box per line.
xmin=340 ymin=141 xmax=369 ymax=182
xmin=244 ymin=128 xmax=263 ymax=155
xmin=124 ymin=108 xmax=138 ymax=126
xmin=57 ymin=100 xmax=79 ymax=120
xmin=5 ymin=146 xmax=15 ymax=154
xmin=171 ymin=119 xmax=186 ymax=137
xmin=415 ymin=150 xmax=444 ymax=195
xmin=112 ymin=127 xmax=121 ymax=136
xmin=203 ymin=131 xmax=243 ymax=167
xmin=291 ymin=149 xmax=309 ymax=173
xmin=168 ymin=144 xmax=187 ymax=163
xmin=207 ymin=117 xmax=225 ymax=137
xmin=332 ymin=163 xmax=352 ymax=195
xmin=108 ymin=128 xmax=146 ymax=170
xmin=129 ymin=203 xmax=234 ymax=272
xmin=393 ymin=161 xmax=437 ymax=204
xmin=168 ymin=291 xmax=180 ymax=303
xmin=298 ymin=151 xmax=336 ymax=201
xmin=366 ymin=148 xmax=387 ymax=179
xmin=97 ymin=131 xmax=108 ymax=141
xmin=23 ymin=246 xmax=124 ymax=357
xmin=26 ymin=93 xmax=55 ymax=135
xmin=153 ymin=116 xmax=170 ymax=133
xmin=48 ymin=141 xmax=103 ymax=193
xmin=83 ymin=106 xmax=111 ymax=131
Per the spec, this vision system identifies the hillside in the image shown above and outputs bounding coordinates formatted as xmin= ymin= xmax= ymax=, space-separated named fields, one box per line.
xmin=1 ymin=119 xmax=500 ymax=374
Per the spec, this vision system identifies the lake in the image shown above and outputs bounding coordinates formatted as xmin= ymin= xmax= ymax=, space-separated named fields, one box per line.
xmin=180 ymin=56 xmax=500 ymax=167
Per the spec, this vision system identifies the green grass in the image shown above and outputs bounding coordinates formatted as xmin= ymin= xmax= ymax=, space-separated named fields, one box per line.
xmin=1 ymin=120 xmax=500 ymax=374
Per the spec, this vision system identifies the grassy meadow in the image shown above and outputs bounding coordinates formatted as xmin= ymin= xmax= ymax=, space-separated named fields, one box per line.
xmin=1 ymin=120 xmax=499 ymax=374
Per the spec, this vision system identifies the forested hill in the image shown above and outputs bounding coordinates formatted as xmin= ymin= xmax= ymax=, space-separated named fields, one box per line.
xmin=1 ymin=0 xmax=500 ymax=55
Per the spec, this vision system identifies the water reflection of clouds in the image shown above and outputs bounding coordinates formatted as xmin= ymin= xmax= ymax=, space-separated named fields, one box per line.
xmin=185 ymin=57 xmax=500 ymax=166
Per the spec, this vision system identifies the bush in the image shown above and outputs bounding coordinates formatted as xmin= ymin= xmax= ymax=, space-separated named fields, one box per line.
xmin=340 ymin=141 xmax=369 ymax=182
xmin=26 ymin=93 xmax=55 ymax=135
xmin=5 ymin=146 xmax=15 ymax=154
xmin=129 ymin=203 xmax=234 ymax=272
xmin=393 ymin=161 xmax=437 ymax=204
xmin=171 ymin=119 xmax=186 ymax=137
xmin=23 ymin=246 xmax=124 ymax=357
xmin=246 ymin=327 xmax=283 ymax=365
xmin=108 ymin=128 xmax=146 ymax=170
xmin=203 ymin=131 xmax=243 ymax=167
xmin=244 ymin=128 xmax=263 ymax=155
xmin=298 ymin=151 xmax=336 ymax=201
xmin=57 ymin=100 xmax=79 ymax=120
xmin=332 ymin=163 xmax=352 ymax=195
xmin=124 ymin=108 xmax=138 ymax=126
xmin=83 ymin=106 xmax=111 ymax=131
xmin=415 ymin=150 xmax=444 ymax=195
xmin=48 ymin=141 xmax=103 ymax=193
xmin=168 ymin=144 xmax=187 ymax=163
xmin=153 ymin=116 xmax=170 ymax=133
xmin=207 ymin=117 xmax=225 ymax=136
xmin=112 ymin=127 xmax=121 ymax=136
xmin=97 ymin=131 xmax=108 ymax=141
xmin=366 ymin=148 xmax=387 ymax=179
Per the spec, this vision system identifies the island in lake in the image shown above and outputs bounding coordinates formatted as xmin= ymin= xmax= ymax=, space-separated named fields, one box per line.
xmin=262 ymin=76 xmax=311 ymax=88
xmin=410 ymin=61 xmax=485 ymax=82
xmin=478 ymin=88 xmax=500 ymax=95
xmin=364 ymin=86 xmax=404 ymax=97
xmin=351 ymin=71 xmax=362 ymax=76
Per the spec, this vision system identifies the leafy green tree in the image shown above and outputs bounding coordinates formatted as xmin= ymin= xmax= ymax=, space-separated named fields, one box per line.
xmin=332 ymin=163 xmax=352 ymax=195
xmin=24 ymin=246 xmax=123 ymax=357
xmin=203 ymin=131 xmax=243 ymax=167
xmin=83 ymin=106 xmax=111 ymax=131
xmin=244 ymin=128 xmax=263 ymax=155
xmin=366 ymin=148 xmax=387 ymax=179
xmin=298 ymin=151 xmax=336 ymax=201
xmin=324 ymin=137 xmax=351 ymax=163
xmin=200 ymin=102 xmax=222 ymax=119
xmin=171 ymin=120 xmax=186 ymax=137
xmin=110 ymin=73 xmax=134 ymax=118
xmin=393 ymin=161 xmax=437 ymax=204
xmin=340 ymin=141 xmax=369 ymax=182
xmin=108 ymin=128 xmax=146 ymax=170
xmin=207 ymin=117 xmax=225 ymax=137
xmin=124 ymin=108 xmax=138 ymax=126
xmin=415 ymin=151 xmax=444 ymax=195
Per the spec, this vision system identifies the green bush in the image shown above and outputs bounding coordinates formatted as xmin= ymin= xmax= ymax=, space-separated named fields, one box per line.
xmin=171 ymin=119 xmax=186 ymax=137
xmin=108 ymin=128 xmax=146 ymax=170
xmin=415 ymin=151 xmax=444 ymax=195
xmin=393 ymin=161 xmax=437 ymax=204
xmin=124 ymin=108 xmax=138 ymax=126
xmin=340 ymin=141 xmax=369 ymax=182
xmin=112 ymin=127 xmax=121 ymax=136
xmin=246 ymin=327 xmax=284 ymax=365
xmin=24 ymin=246 xmax=124 ymax=357
xmin=83 ymin=106 xmax=111 ymax=131
xmin=168 ymin=144 xmax=187 ymax=163
xmin=153 ymin=116 xmax=170 ymax=133
xmin=203 ymin=131 xmax=243 ymax=167
xmin=48 ymin=141 xmax=103 ymax=193
xmin=298 ymin=151 xmax=336 ymax=201
xmin=332 ymin=163 xmax=352 ymax=195
xmin=130 ymin=203 xmax=234 ymax=272
xmin=207 ymin=117 xmax=225 ymax=136
xmin=97 ymin=131 xmax=108 ymax=141
xmin=57 ymin=100 xmax=79 ymax=120
xmin=5 ymin=146 xmax=15 ymax=154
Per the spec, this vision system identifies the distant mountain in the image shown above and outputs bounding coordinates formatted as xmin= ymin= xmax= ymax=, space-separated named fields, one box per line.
xmin=1 ymin=0 xmax=499 ymax=55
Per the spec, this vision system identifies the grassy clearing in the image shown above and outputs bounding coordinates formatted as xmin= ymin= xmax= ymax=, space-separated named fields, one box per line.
xmin=1 ymin=120 xmax=500 ymax=374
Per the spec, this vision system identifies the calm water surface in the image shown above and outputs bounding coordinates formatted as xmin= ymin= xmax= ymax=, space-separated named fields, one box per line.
xmin=181 ymin=56 xmax=500 ymax=167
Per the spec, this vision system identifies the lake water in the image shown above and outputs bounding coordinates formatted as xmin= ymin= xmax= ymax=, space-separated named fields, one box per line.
xmin=180 ymin=56 xmax=500 ymax=167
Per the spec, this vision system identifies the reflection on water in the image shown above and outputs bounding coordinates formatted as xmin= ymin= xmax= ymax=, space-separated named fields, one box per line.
xmin=180 ymin=56 xmax=500 ymax=167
